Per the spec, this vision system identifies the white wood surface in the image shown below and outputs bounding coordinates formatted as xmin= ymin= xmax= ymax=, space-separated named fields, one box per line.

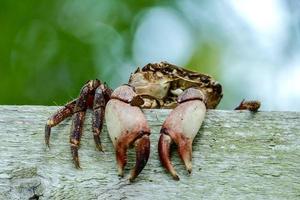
xmin=0 ymin=106 xmax=299 ymax=199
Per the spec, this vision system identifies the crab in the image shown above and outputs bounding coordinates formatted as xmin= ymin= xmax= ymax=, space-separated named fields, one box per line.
xmin=45 ymin=62 xmax=259 ymax=181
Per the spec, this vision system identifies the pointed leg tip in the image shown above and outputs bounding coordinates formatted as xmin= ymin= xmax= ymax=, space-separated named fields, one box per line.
xmin=75 ymin=165 xmax=81 ymax=169
xmin=99 ymin=148 xmax=104 ymax=153
xmin=185 ymin=163 xmax=192 ymax=174
xmin=95 ymin=144 xmax=104 ymax=152
xmin=173 ymin=174 xmax=180 ymax=181
xmin=73 ymin=160 xmax=81 ymax=169
xmin=45 ymin=125 xmax=51 ymax=146
xmin=94 ymin=135 xmax=104 ymax=152
xmin=129 ymin=179 xmax=134 ymax=183
xmin=129 ymin=167 xmax=142 ymax=182
xmin=128 ymin=175 xmax=136 ymax=183
xmin=71 ymin=145 xmax=81 ymax=169
xmin=45 ymin=142 xmax=50 ymax=149
xmin=118 ymin=167 xmax=124 ymax=178
xmin=169 ymin=168 xmax=180 ymax=181
xmin=45 ymin=138 xmax=50 ymax=146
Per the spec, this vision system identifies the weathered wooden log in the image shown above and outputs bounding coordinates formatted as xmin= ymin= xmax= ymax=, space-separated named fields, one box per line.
xmin=0 ymin=106 xmax=299 ymax=199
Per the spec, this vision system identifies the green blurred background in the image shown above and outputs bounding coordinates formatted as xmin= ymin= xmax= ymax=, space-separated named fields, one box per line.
xmin=1 ymin=0 xmax=300 ymax=110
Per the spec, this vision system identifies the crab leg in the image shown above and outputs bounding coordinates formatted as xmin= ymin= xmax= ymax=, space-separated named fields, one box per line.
xmin=70 ymin=80 xmax=101 ymax=168
xmin=158 ymin=88 xmax=206 ymax=180
xmin=70 ymin=111 xmax=86 ymax=168
xmin=234 ymin=99 xmax=261 ymax=111
xmin=45 ymin=99 xmax=77 ymax=147
xmin=92 ymin=85 xmax=107 ymax=152
xmin=105 ymin=85 xmax=151 ymax=181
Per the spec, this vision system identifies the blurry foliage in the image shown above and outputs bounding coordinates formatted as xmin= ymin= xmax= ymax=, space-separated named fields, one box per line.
xmin=1 ymin=0 xmax=220 ymax=105
xmin=1 ymin=1 xmax=299 ymax=110
xmin=187 ymin=42 xmax=221 ymax=76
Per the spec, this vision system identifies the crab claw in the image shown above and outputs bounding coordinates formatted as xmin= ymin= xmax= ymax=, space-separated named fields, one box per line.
xmin=105 ymin=85 xmax=151 ymax=181
xmin=158 ymin=88 xmax=206 ymax=180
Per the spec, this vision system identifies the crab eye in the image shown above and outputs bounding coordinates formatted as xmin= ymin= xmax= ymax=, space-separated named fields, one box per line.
xmin=214 ymin=83 xmax=222 ymax=94
xmin=200 ymin=76 xmax=210 ymax=83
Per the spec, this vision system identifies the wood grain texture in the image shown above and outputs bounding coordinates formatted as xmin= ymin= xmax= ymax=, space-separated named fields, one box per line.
xmin=0 ymin=106 xmax=299 ymax=199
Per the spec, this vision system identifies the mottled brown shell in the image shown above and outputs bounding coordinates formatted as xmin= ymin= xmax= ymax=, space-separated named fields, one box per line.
xmin=128 ymin=62 xmax=223 ymax=109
